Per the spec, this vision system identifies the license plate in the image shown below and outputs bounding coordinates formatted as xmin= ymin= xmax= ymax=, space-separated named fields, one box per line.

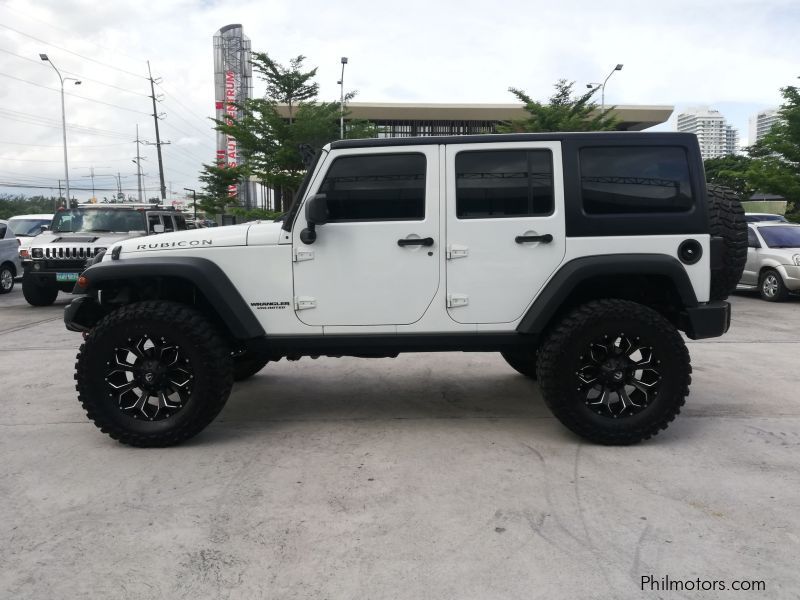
xmin=56 ymin=272 xmax=80 ymax=282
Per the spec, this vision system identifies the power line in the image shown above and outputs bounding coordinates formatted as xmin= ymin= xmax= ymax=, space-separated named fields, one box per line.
xmin=0 ymin=140 xmax=130 ymax=148
xmin=0 ymin=47 xmax=151 ymax=98
xmin=0 ymin=23 xmax=148 ymax=81
xmin=156 ymin=82 xmax=217 ymax=128
xmin=0 ymin=71 xmax=151 ymax=115
xmin=0 ymin=108 xmax=133 ymax=139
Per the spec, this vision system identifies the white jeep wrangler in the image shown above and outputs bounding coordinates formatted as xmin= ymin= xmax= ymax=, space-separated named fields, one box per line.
xmin=65 ymin=132 xmax=746 ymax=447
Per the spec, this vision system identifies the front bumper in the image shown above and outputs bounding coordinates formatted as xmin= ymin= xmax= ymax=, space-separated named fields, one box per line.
xmin=777 ymin=264 xmax=800 ymax=291
xmin=64 ymin=296 xmax=108 ymax=333
xmin=681 ymin=301 xmax=731 ymax=340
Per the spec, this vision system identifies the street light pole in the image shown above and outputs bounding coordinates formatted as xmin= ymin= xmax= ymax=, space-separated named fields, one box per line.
xmin=40 ymin=54 xmax=81 ymax=205
xmin=184 ymin=188 xmax=197 ymax=220
xmin=337 ymin=57 xmax=348 ymax=139
xmin=600 ymin=63 xmax=624 ymax=112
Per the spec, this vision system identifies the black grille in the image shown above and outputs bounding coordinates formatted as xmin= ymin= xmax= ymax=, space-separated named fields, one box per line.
xmin=43 ymin=260 xmax=88 ymax=270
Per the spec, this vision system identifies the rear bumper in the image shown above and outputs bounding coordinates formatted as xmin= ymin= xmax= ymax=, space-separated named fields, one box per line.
xmin=681 ymin=301 xmax=731 ymax=340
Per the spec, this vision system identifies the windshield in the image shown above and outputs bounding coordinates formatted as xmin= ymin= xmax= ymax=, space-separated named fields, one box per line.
xmin=758 ymin=226 xmax=800 ymax=248
xmin=52 ymin=209 xmax=146 ymax=233
xmin=9 ymin=218 xmax=51 ymax=236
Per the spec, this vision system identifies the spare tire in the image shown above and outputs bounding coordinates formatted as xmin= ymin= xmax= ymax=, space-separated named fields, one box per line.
xmin=706 ymin=184 xmax=747 ymax=301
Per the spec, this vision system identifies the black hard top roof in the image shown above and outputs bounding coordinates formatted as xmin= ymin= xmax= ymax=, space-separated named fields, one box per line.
xmin=330 ymin=131 xmax=697 ymax=150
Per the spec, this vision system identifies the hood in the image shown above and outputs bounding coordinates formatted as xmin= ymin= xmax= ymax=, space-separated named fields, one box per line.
xmin=116 ymin=223 xmax=253 ymax=256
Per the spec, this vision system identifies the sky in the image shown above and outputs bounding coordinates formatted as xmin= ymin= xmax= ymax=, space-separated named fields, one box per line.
xmin=0 ymin=0 xmax=797 ymax=202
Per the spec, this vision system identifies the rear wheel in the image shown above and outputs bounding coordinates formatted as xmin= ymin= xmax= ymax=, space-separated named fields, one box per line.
xmin=500 ymin=349 xmax=537 ymax=379
xmin=0 ymin=264 xmax=14 ymax=294
xmin=75 ymin=301 xmax=234 ymax=447
xmin=759 ymin=269 xmax=789 ymax=302
xmin=22 ymin=277 xmax=58 ymax=306
xmin=537 ymin=299 xmax=691 ymax=445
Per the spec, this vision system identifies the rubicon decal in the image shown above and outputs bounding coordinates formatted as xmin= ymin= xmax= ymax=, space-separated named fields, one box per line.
xmin=250 ymin=301 xmax=290 ymax=310
xmin=136 ymin=240 xmax=213 ymax=250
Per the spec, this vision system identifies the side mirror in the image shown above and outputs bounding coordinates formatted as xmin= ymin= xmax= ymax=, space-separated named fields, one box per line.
xmin=153 ymin=224 xmax=165 ymax=233
xmin=305 ymin=193 xmax=329 ymax=226
xmin=300 ymin=194 xmax=328 ymax=245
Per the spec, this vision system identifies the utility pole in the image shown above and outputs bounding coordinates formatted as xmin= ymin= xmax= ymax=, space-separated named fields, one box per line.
xmin=133 ymin=124 xmax=144 ymax=203
xmin=147 ymin=60 xmax=168 ymax=202
xmin=184 ymin=187 xmax=197 ymax=220
xmin=57 ymin=180 xmax=63 ymax=212
xmin=82 ymin=166 xmax=96 ymax=200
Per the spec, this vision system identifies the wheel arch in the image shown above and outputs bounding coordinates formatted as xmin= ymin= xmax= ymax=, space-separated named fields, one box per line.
xmin=74 ymin=257 xmax=265 ymax=340
xmin=517 ymin=255 xmax=698 ymax=336
xmin=0 ymin=260 xmax=17 ymax=276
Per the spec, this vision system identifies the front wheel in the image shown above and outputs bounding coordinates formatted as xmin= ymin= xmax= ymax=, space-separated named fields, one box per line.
xmin=22 ymin=277 xmax=58 ymax=306
xmin=759 ymin=269 xmax=789 ymax=302
xmin=75 ymin=301 xmax=234 ymax=447
xmin=536 ymin=299 xmax=691 ymax=445
xmin=0 ymin=264 xmax=14 ymax=294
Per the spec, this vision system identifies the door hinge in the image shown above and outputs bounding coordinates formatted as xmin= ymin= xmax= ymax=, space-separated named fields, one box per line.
xmin=447 ymin=293 xmax=469 ymax=308
xmin=293 ymin=247 xmax=314 ymax=262
xmin=294 ymin=296 xmax=317 ymax=310
xmin=446 ymin=244 xmax=469 ymax=260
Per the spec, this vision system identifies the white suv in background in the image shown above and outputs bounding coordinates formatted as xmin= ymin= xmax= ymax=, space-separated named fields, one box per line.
xmin=0 ymin=219 xmax=22 ymax=294
xmin=10 ymin=214 xmax=53 ymax=275
xmin=741 ymin=222 xmax=800 ymax=301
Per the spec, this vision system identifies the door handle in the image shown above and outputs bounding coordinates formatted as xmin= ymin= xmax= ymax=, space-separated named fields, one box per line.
xmin=398 ymin=237 xmax=434 ymax=247
xmin=515 ymin=234 xmax=553 ymax=244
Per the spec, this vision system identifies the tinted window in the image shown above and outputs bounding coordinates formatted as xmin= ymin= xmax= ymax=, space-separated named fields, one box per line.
xmin=0 ymin=224 xmax=6 ymax=238
xmin=758 ymin=226 xmax=800 ymax=248
xmin=163 ymin=216 xmax=175 ymax=233
xmin=319 ymin=153 xmax=426 ymax=221
xmin=580 ymin=147 xmax=694 ymax=214
xmin=175 ymin=215 xmax=187 ymax=231
xmin=747 ymin=227 xmax=760 ymax=247
xmin=456 ymin=150 xmax=553 ymax=219
xmin=148 ymin=215 xmax=161 ymax=232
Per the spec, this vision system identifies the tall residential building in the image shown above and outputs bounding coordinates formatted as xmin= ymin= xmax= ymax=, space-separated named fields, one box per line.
xmin=749 ymin=108 xmax=781 ymax=144
xmin=676 ymin=107 xmax=738 ymax=159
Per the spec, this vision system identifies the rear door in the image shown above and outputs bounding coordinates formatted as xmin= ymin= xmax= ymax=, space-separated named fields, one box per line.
xmin=445 ymin=141 xmax=566 ymax=324
xmin=741 ymin=226 xmax=761 ymax=285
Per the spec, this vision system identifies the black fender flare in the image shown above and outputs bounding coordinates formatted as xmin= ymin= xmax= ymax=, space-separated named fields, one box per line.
xmin=516 ymin=254 xmax=698 ymax=334
xmin=75 ymin=257 xmax=265 ymax=339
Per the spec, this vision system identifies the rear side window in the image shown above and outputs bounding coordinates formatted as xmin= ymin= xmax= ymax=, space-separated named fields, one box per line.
xmin=0 ymin=224 xmax=6 ymax=237
xmin=580 ymin=146 xmax=694 ymax=214
xmin=456 ymin=150 xmax=554 ymax=219
xmin=319 ymin=153 xmax=426 ymax=222
xmin=162 ymin=216 xmax=175 ymax=233
xmin=148 ymin=215 xmax=161 ymax=232
xmin=175 ymin=216 xmax=187 ymax=231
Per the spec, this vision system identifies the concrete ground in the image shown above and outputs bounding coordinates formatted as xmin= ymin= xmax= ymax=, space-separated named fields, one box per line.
xmin=1 ymin=287 xmax=798 ymax=599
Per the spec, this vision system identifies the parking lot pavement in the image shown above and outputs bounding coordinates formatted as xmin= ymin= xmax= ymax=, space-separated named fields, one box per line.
xmin=1 ymin=288 xmax=798 ymax=599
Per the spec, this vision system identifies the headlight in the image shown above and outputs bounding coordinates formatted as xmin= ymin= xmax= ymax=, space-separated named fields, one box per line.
xmin=793 ymin=254 xmax=800 ymax=266
xmin=31 ymin=248 xmax=43 ymax=258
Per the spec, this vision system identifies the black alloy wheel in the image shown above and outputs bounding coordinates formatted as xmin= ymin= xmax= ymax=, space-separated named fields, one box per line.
xmin=537 ymin=299 xmax=691 ymax=445
xmin=76 ymin=301 xmax=233 ymax=447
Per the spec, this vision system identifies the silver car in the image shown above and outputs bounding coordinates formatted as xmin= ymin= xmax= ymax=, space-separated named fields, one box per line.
xmin=740 ymin=222 xmax=800 ymax=301
xmin=0 ymin=219 xmax=22 ymax=294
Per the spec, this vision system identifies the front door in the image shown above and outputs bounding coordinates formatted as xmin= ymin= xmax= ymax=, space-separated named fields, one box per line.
xmin=445 ymin=142 xmax=566 ymax=324
xmin=292 ymin=146 xmax=440 ymax=327
xmin=741 ymin=226 xmax=760 ymax=286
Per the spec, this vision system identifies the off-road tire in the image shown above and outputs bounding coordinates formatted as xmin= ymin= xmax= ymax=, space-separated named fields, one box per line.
xmin=75 ymin=301 xmax=234 ymax=447
xmin=233 ymin=355 xmax=269 ymax=382
xmin=22 ymin=277 xmax=58 ymax=306
xmin=536 ymin=299 xmax=691 ymax=445
xmin=0 ymin=263 xmax=14 ymax=294
xmin=707 ymin=184 xmax=747 ymax=301
xmin=759 ymin=269 xmax=789 ymax=302
xmin=500 ymin=350 xmax=537 ymax=379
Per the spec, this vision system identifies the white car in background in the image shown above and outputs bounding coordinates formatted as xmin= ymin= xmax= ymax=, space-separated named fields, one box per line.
xmin=0 ymin=219 xmax=22 ymax=293
xmin=741 ymin=222 xmax=800 ymax=301
xmin=10 ymin=214 xmax=54 ymax=272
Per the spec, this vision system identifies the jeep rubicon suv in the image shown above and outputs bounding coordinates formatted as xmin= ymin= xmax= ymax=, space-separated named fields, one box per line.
xmin=22 ymin=204 xmax=187 ymax=306
xmin=64 ymin=132 xmax=746 ymax=447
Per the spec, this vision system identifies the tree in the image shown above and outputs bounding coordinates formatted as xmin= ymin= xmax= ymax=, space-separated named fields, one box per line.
xmin=252 ymin=53 xmax=318 ymax=123
xmin=704 ymin=155 xmax=755 ymax=198
xmin=745 ymin=85 xmax=800 ymax=203
xmin=196 ymin=163 xmax=247 ymax=218
xmin=211 ymin=52 xmax=371 ymax=212
xmin=498 ymin=79 xmax=620 ymax=133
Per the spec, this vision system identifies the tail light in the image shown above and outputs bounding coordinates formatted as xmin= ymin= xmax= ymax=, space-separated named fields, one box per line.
xmin=19 ymin=249 xmax=30 ymax=259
